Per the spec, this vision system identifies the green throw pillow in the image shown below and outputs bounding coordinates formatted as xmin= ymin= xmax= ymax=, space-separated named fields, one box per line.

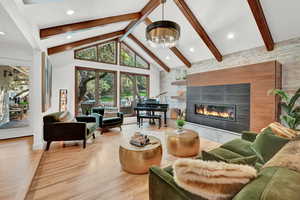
xmin=202 ymin=151 xmax=258 ymax=166
xmin=250 ymin=127 xmax=290 ymax=163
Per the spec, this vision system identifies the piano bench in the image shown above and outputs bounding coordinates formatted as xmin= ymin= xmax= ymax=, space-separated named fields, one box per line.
xmin=138 ymin=115 xmax=162 ymax=129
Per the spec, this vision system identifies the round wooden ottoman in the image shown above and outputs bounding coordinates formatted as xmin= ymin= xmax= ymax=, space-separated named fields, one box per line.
xmin=119 ymin=136 xmax=162 ymax=174
xmin=166 ymin=129 xmax=200 ymax=157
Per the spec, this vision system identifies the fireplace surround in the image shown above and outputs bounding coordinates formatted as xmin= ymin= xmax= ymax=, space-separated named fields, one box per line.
xmin=187 ymin=83 xmax=250 ymax=133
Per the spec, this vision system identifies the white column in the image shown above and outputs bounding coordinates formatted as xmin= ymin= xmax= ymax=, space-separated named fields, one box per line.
xmin=30 ymin=49 xmax=44 ymax=149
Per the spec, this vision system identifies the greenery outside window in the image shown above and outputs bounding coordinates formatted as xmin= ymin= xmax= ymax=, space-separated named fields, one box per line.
xmin=75 ymin=40 xmax=117 ymax=65
xmin=98 ymin=40 xmax=117 ymax=64
xmin=120 ymin=42 xmax=150 ymax=70
xmin=75 ymin=46 xmax=97 ymax=61
xmin=75 ymin=67 xmax=117 ymax=115
xmin=120 ymin=72 xmax=149 ymax=115
xmin=120 ymin=43 xmax=135 ymax=67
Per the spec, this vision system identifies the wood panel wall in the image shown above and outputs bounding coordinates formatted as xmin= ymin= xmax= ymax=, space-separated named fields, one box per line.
xmin=187 ymin=61 xmax=282 ymax=132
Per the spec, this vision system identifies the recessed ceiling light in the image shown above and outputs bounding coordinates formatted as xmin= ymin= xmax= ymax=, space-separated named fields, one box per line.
xmin=189 ymin=47 xmax=195 ymax=52
xmin=66 ymin=35 xmax=72 ymax=39
xmin=227 ymin=32 xmax=235 ymax=40
xmin=66 ymin=10 xmax=75 ymax=15
xmin=166 ymin=56 xmax=170 ymax=60
xmin=0 ymin=31 xmax=5 ymax=36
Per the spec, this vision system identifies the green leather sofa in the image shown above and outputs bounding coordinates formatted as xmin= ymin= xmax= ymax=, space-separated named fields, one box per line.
xmin=149 ymin=131 xmax=300 ymax=200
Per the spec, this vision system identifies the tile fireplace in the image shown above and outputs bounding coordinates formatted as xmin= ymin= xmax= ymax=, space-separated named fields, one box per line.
xmin=187 ymin=83 xmax=250 ymax=133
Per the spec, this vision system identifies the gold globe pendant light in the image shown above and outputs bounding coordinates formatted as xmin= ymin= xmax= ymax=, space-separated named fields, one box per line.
xmin=146 ymin=0 xmax=180 ymax=48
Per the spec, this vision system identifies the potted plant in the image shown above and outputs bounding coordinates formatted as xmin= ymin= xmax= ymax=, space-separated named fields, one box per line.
xmin=269 ymin=88 xmax=300 ymax=130
xmin=176 ymin=111 xmax=186 ymax=132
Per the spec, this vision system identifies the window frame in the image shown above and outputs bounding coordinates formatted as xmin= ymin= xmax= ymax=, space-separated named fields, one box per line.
xmin=119 ymin=72 xmax=150 ymax=116
xmin=75 ymin=66 xmax=118 ymax=115
xmin=74 ymin=39 xmax=118 ymax=65
xmin=119 ymin=42 xmax=150 ymax=70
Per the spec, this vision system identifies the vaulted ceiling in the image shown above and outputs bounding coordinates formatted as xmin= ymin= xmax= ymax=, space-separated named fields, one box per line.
xmin=0 ymin=3 xmax=31 ymax=49
xmin=11 ymin=0 xmax=300 ymax=71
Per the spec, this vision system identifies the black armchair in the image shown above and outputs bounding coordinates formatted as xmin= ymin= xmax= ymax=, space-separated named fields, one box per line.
xmin=43 ymin=111 xmax=97 ymax=150
xmin=91 ymin=107 xmax=124 ymax=134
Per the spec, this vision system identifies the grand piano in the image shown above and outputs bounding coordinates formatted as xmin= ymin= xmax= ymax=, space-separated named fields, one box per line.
xmin=134 ymin=99 xmax=169 ymax=127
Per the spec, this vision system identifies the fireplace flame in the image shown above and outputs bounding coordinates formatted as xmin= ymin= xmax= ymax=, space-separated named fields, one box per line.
xmin=196 ymin=107 xmax=232 ymax=119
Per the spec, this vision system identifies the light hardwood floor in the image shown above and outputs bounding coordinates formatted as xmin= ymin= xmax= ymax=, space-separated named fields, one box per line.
xmin=0 ymin=136 xmax=43 ymax=200
xmin=26 ymin=123 xmax=219 ymax=200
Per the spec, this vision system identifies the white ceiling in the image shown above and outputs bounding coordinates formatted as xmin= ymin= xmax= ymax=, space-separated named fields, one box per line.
xmin=10 ymin=0 xmax=300 ymax=69
xmin=0 ymin=3 xmax=31 ymax=48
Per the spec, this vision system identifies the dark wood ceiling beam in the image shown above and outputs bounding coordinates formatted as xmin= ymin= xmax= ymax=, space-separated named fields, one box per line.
xmin=169 ymin=47 xmax=191 ymax=68
xmin=128 ymin=34 xmax=170 ymax=72
xmin=47 ymin=30 xmax=125 ymax=55
xmin=173 ymin=0 xmax=222 ymax=62
xmin=247 ymin=0 xmax=274 ymax=51
xmin=40 ymin=12 xmax=140 ymax=39
xmin=144 ymin=17 xmax=191 ymax=68
xmin=119 ymin=0 xmax=161 ymax=41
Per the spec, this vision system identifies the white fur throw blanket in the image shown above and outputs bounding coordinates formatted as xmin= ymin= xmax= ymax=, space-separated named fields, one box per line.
xmin=173 ymin=159 xmax=257 ymax=200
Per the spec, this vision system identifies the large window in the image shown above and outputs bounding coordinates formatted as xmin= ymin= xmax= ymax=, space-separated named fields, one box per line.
xmin=75 ymin=67 xmax=117 ymax=115
xmin=120 ymin=73 xmax=149 ymax=115
xmin=120 ymin=42 xmax=150 ymax=69
xmin=75 ymin=40 xmax=117 ymax=65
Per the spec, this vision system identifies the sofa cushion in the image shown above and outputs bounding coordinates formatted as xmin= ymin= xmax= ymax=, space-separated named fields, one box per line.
xmin=241 ymin=131 xmax=258 ymax=142
xmin=202 ymin=150 xmax=258 ymax=166
xmin=251 ymin=127 xmax=290 ymax=163
xmin=57 ymin=111 xmax=76 ymax=123
xmin=86 ymin=123 xmax=96 ymax=135
xmin=173 ymin=159 xmax=257 ymax=200
xmin=233 ymin=167 xmax=300 ymax=200
xmin=209 ymin=148 xmax=244 ymax=160
xmin=221 ymin=139 xmax=255 ymax=157
xmin=43 ymin=112 xmax=63 ymax=123
xmin=103 ymin=117 xmax=122 ymax=125
xmin=263 ymin=139 xmax=300 ymax=173
xmin=163 ymin=165 xmax=174 ymax=176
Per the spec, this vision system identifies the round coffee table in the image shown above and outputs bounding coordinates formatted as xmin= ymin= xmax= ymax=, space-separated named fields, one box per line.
xmin=119 ymin=136 xmax=162 ymax=174
xmin=166 ymin=129 xmax=200 ymax=157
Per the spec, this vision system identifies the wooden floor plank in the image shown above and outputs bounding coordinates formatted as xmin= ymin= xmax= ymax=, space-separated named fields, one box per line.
xmin=0 ymin=136 xmax=43 ymax=200
xmin=26 ymin=123 xmax=219 ymax=200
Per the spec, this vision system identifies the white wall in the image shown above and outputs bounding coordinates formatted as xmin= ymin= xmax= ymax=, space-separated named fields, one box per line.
xmin=48 ymin=49 xmax=161 ymax=116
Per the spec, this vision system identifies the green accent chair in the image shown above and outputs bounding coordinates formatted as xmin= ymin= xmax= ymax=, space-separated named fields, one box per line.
xmin=91 ymin=107 xmax=124 ymax=134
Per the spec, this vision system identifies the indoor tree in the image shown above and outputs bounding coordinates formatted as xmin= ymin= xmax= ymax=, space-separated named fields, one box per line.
xmin=269 ymin=88 xmax=300 ymax=130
